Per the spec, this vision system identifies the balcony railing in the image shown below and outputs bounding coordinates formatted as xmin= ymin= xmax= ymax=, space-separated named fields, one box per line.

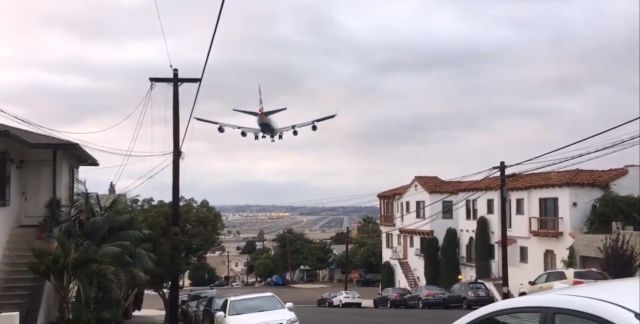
xmin=380 ymin=214 xmax=395 ymax=227
xmin=529 ymin=217 xmax=563 ymax=237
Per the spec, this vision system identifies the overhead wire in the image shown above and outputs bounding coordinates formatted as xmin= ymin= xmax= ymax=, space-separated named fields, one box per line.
xmin=153 ymin=0 xmax=174 ymax=70
xmin=0 ymin=86 xmax=153 ymax=135
xmin=180 ymin=0 xmax=226 ymax=150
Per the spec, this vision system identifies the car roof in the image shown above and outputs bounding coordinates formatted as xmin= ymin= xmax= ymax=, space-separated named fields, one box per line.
xmin=454 ymin=277 xmax=639 ymax=324
xmin=226 ymin=292 xmax=279 ymax=301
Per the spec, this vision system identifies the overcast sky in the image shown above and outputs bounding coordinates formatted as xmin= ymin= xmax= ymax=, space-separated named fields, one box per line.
xmin=1 ymin=1 xmax=638 ymax=205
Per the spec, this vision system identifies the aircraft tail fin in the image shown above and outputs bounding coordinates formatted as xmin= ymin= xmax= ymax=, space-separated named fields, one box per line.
xmin=263 ymin=108 xmax=287 ymax=116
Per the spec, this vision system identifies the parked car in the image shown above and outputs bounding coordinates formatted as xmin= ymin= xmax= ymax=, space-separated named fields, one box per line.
xmin=194 ymin=293 xmax=223 ymax=324
xmin=357 ymin=273 xmax=381 ymax=287
xmin=410 ymin=285 xmax=463 ymax=309
xmin=450 ymin=281 xmax=494 ymax=310
xmin=180 ymin=300 xmax=201 ymax=324
xmin=454 ymin=277 xmax=639 ymax=324
xmin=317 ymin=292 xmax=337 ymax=307
xmin=214 ymin=292 xmax=298 ymax=324
xmin=373 ymin=287 xmax=418 ymax=308
xmin=519 ymin=268 xmax=609 ymax=296
xmin=331 ymin=291 xmax=363 ymax=308
xmin=210 ymin=280 xmax=228 ymax=288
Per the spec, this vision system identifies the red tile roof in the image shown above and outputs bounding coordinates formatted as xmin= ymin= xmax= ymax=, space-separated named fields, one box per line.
xmin=377 ymin=184 xmax=410 ymax=198
xmin=379 ymin=168 xmax=629 ymax=197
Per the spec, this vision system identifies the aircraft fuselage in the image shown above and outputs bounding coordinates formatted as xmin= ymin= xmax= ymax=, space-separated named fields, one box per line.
xmin=257 ymin=114 xmax=277 ymax=136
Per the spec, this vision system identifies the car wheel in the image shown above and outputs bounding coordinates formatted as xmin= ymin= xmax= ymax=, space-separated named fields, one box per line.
xmin=463 ymin=299 xmax=471 ymax=310
xmin=373 ymin=300 xmax=378 ymax=308
xmin=518 ymin=292 xmax=527 ymax=297
xmin=357 ymin=303 xmax=362 ymax=308
xmin=328 ymin=301 xmax=334 ymax=308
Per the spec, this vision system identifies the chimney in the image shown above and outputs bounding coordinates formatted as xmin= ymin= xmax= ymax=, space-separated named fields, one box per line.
xmin=108 ymin=182 xmax=116 ymax=195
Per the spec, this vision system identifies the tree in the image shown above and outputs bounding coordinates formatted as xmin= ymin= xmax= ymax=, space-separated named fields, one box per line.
xmin=31 ymin=189 xmax=152 ymax=324
xmin=475 ymin=216 xmax=491 ymax=279
xmin=254 ymin=252 xmax=277 ymax=279
xmin=236 ymin=230 xmax=241 ymax=237
xmin=330 ymin=231 xmax=349 ymax=244
xmin=133 ymin=197 xmax=223 ymax=323
xmin=349 ymin=216 xmax=383 ymax=273
xmin=273 ymin=229 xmax=331 ymax=279
xmin=422 ymin=237 xmax=440 ymax=285
xmin=562 ymin=245 xmax=577 ymax=269
xmin=188 ymin=262 xmax=217 ymax=286
xmin=241 ymin=240 xmax=257 ymax=255
xmin=598 ymin=232 xmax=639 ymax=278
xmin=586 ymin=191 xmax=640 ymax=234
xmin=440 ymin=227 xmax=461 ymax=289
xmin=381 ymin=261 xmax=395 ymax=289
xmin=257 ymin=229 xmax=265 ymax=246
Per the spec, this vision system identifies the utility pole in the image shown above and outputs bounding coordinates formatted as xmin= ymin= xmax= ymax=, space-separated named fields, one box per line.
xmin=227 ymin=250 xmax=231 ymax=287
xmin=149 ymin=69 xmax=200 ymax=324
xmin=344 ymin=226 xmax=350 ymax=291
xmin=497 ymin=161 xmax=510 ymax=299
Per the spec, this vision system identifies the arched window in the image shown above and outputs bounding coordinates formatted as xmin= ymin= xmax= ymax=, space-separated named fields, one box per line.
xmin=466 ymin=237 xmax=475 ymax=263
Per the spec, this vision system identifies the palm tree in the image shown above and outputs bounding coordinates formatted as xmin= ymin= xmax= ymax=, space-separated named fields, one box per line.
xmin=31 ymin=185 xmax=153 ymax=323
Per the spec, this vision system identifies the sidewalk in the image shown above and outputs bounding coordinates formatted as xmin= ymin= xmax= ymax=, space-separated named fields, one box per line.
xmin=126 ymin=309 xmax=165 ymax=324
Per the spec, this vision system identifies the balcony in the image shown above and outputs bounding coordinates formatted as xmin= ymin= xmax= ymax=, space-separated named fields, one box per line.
xmin=529 ymin=217 xmax=563 ymax=238
xmin=380 ymin=214 xmax=395 ymax=227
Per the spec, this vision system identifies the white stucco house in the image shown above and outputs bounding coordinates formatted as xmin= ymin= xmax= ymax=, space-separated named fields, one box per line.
xmin=0 ymin=123 xmax=98 ymax=322
xmin=378 ymin=166 xmax=640 ymax=295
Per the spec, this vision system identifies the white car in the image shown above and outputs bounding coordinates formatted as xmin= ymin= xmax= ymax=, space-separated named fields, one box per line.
xmin=518 ymin=268 xmax=609 ymax=296
xmin=331 ymin=291 xmax=363 ymax=308
xmin=454 ymin=277 xmax=639 ymax=324
xmin=214 ymin=292 xmax=299 ymax=324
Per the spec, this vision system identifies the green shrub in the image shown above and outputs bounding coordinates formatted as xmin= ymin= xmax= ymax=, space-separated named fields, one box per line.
xmin=381 ymin=261 xmax=395 ymax=289
xmin=188 ymin=262 xmax=217 ymax=287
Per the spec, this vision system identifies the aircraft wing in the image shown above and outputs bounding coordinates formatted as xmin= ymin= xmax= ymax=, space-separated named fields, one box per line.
xmin=276 ymin=114 xmax=337 ymax=133
xmin=193 ymin=117 xmax=261 ymax=134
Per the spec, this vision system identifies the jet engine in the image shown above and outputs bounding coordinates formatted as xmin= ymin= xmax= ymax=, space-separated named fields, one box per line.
xmin=278 ymin=133 xmax=283 ymax=140
xmin=311 ymin=124 xmax=318 ymax=131
xmin=240 ymin=131 xmax=247 ymax=137
xmin=217 ymin=126 xmax=225 ymax=133
xmin=254 ymin=134 xmax=259 ymax=140
xmin=292 ymin=130 xmax=298 ymax=136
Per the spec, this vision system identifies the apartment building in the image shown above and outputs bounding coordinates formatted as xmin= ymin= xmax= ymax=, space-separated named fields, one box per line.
xmin=379 ymin=166 xmax=639 ymax=294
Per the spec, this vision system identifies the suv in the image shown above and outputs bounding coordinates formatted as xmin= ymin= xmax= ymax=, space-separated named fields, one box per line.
xmin=519 ymin=269 xmax=609 ymax=296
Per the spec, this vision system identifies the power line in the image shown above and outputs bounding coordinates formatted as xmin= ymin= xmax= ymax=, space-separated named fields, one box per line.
xmin=509 ymin=116 xmax=639 ymax=168
xmin=180 ymin=0 xmax=226 ymax=150
xmin=153 ymin=0 xmax=173 ymax=69
xmin=0 ymin=86 xmax=152 ymax=135
xmin=121 ymin=158 xmax=172 ymax=194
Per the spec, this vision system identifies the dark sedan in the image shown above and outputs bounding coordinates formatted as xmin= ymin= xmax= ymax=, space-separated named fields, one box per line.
xmin=373 ymin=287 xmax=419 ymax=308
xmin=450 ymin=281 xmax=495 ymax=310
xmin=317 ymin=292 xmax=337 ymax=307
xmin=410 ymin=285 xmax=463 ymax=309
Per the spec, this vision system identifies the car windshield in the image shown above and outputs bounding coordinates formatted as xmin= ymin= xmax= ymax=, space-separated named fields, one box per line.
xmin=468 ymin=283 xmax=488 ymax=290
xmin=228 ymin=296 xmax=284 ymax=316
xmin=574 ymin=270 xmax=608 ymax=280
xmin=344 ymin=291 xmax=360 ymax=297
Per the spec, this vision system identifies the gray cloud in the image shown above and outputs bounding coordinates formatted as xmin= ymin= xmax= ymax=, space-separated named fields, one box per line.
xmin=1 ymin=0 xmax=638 ymax=205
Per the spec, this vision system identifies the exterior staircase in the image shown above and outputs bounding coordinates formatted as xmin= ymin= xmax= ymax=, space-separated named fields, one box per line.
xmin=398 ymin=260 xmax=419 ymax=289
xmin=0 ymin=227 xmax=45 ymax=323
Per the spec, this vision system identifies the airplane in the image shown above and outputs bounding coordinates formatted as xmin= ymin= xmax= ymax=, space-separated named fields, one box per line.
xmin=194 ymin=85 xmax=337 ymax=142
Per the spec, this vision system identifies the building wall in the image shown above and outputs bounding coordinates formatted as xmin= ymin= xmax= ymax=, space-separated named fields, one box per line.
xmin=611 ymin=166 xmax=640 ymax=195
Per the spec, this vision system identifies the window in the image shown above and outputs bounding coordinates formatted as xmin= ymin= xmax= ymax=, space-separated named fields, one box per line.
xmin=465 ymin=200 xmax=471 ymax=220
xmin=539 ymin=197 xmax=559 ymax=218
xmin=409 ymin=235 xmax=414 ymax=248
xmin=544 ymin=249 xmax=557 ymax=271
xmin=553 ymin=310 xmax=612 ymax=324
xmin=0 ymin=152 xmax=10 ymax=207
xmin=466 ymin=237 xmax=475 ymax=263
xmin=546 ymin=271 xmax=567 ymax=282
xmin=574 ymin=271 xmax=608 ymax=281
xmin=235 ymin=262 xmax=239 ymax=267
xmin=472 ymin=199 xmax=478 ymax=219
xmin=385 ymin=233 xmax=393 ymax=248
xmin=478 ymin=312 xmax=542 ymax=324
xmin=516 ymin=198 xmax=524 ymax=215
xmin=533 ymin=273 xmax=547 ymax=285
xmin=416 ymin=201 xmax=425 ymax=219
xmin=405 ymin=201 xmax=410 ymax=215
xmin=397 ymin=234 xmax=401 ymax=245
xmin=487 ymin=199 xmax=494 ymax=215
xmin=519 ymin=246 xmax=528 ymax=264
xmin=507 ymin=199 xmax=512 ymax=229
xmin=400 ymin=201 xmax=404 ymax=216
xmin=442 ymin=200 xmax=453 ymax=219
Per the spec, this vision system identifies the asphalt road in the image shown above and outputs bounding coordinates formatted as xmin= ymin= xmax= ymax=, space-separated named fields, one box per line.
xmin=295 ymin=306 xmax=471 ymax=324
